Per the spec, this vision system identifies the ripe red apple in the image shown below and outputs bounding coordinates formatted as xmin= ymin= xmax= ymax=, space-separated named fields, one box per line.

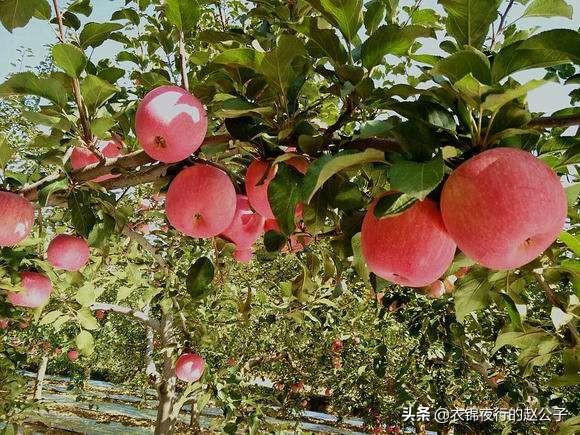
xmin=245 ymin=156 xmax=308 ymax=219
xmin=165 ymin=164 xmax=236 ymax=238
xmin=175 ymin=352 xmax=205 ymax=382
xmin=324 ymin=387 xmax=333 ymax=397
xmin=332 ymin=356 xmax=342 ymax=369
xmin=427 ymin=280 xmax=445 ymax=298
xmin=135 ymin=85 xmax=208 ymax=163
xmin=47 ymin=234 xmax=90 ymax=271
xmin=67 ymin=349 xmax=79 ymax=361
xmin=274 ymin=382 xmax=285 ymax=391
xmin=290 ymin=381 xmax=304 ymax=394
xmin=0 ymin=318 xmax=9 ymax=329
xmin=0 ymin=192 xmax=34 ymax=247
xmin=95 ymin=310 xmax=106 ymax=321
xmin=7 ymin=272 xmax=52 ymax=308
xmin=71 ymin=141 xmax=123 ymax=182
xmin=331 ymin=339 xmax=344 ymax=353
xmin=227 ymin=357 xmax=237 ymax=367
xmin=361 ymin=194 xmax=457 ymax=287
xmin=220 ymin=195 xmax=265 ymax=263
xmin=441 ymin=148 xmax=567 ymax=270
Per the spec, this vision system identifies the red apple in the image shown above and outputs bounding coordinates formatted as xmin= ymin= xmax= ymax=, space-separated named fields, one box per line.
xmin=67 ymin=349 xmax=79 ymax=361
xmin=135 ymin=86 xmax=208 ymax=163
xmin=361 ymin=194 xmax=457 ymax=287
xmin=54 ymin=347 xmax=62 ymax=356
xmin=227 ymin=357 xmax=236 ymax=367
xmin=71 ymin=141 xmax=123 ymax=182
xmin=175 ymin=352 xmax=205 ymax=382
xmin=95 ymin=310 xmax=106 ymax=320
xmin=220 ymin=195 xmax=265 ymax=263
xmin=331 ymin=339 xmax=344 ymax=353
xmin=245 ymin=156 xmax=308 ymax=219
xmin=0 ymin=318 xmax=9 ymax=329
xmin=47 ymin=234 xmax=90 ymax=271
xmin=0 ymin=192 xmax=34 ymax=247
xmin=441 ymin=148 xmax=567 ymax=270
xmin=165 ymin=164 xmax=236 ymax=238
xmin=7 ymin=272 xmax=52 ymax=308
xmin=427 ymin=280 xmax=445 ymax=298
xmin=290 ymin=381 xmax=304 ymax=394
xmin=324 ymin=387 xmax=333 ymax=397
xmin=274 ymin=382 xmax=285 ymax=391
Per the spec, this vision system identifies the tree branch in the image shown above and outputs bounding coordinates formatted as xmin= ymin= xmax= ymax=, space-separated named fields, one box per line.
xmin=90 ymin=302 xmax=160 ymax=330
xmin=122 ymin=226 xmax=169 ymax=270
xmin=178 ymin=31 xmax=189 ymax=92
xmin=528 ymin=115 xmax=580 ymax=129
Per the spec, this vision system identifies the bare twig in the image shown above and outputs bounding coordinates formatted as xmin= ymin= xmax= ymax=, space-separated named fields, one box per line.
xmin=528 ymin=115 xmax=580 ymax=129
xmin=90 ymin=302 xmax=161 ymax=330
xmin=491 ymin=0 xmax=516 ymax=48
xmin=122 ymin=226 xmax=169 ymax=269
xmin=178 ymin=31 xmax=189 ymax=92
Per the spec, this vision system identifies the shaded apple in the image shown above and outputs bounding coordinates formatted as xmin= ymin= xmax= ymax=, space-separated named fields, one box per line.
xmin=70 ymin=140 xmax=123 ymax=182
xmin=0 ymin=192 xmax=34 ymax=247
xmin=7 ymin=272 xmax=52 ymax=308
xmin=361 ymin=193 xmax=457 ymax=287
xmin=47 ymin=234 xmax=90 ymax=271
xmin=427 ymin=280 xmax=445 ymax=298
xmin=244 ymin=156 xmax=308 ymax=219
xmin=0 ymin=318 xmax=9 ymax=329
xmin=220 ymin=195 xmax=265 ymax=263
xmin=175 ymin=352 xmax=205 ymax=382
xmin=67 ymin=349 xmax=79 ymax=361
xmin=135 ymin=85 xmax=207 ymax=163
xmin=441 ymin=148 xmax=567 ymax=270
xmin=165 ymin=164 xmax=236 ymax=238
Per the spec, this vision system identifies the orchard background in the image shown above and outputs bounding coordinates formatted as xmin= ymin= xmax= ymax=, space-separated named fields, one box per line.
xmin=0 ymin=0 xmax=579 ymax=434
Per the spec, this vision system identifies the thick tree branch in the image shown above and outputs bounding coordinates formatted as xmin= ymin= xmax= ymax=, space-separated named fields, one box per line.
xmin=90 ymin=302 xmax=160 ymax=330
xmin=528 ymin=115 xmax=580 ymax=129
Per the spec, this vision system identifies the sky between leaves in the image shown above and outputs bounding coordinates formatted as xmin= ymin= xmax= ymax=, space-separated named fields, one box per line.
xmin=0 ymin=0 xmax=578 ymax=113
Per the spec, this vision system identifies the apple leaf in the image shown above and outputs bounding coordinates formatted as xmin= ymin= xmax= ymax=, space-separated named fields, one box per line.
xmin=389 ymin=153 xmax=445 ymax=200
xmin=454 ymin=267 xmax=506 ymax=322
xmin=351 ymin=233 xmax=371 ymax=289
xmin=440 ymin=0 xmax=501 ymax=49
xmin=481 ymin=80 xmax=546 ymax=114
xmin=0 ymin=0 xmax=50 ymax=32
xmin=75 ymin=330 xmax=95 ymax=356
xmin=75 ymin=283 xmax=96 ymax=307
xmin=361 ymin=24 xmax=435 ymax=68
xmin=434 ymin=47 xmax=492 ymax=84
xmin=269 ymin=163 xmax=303 ymax=235
xmin=80 ymin=75 xmax=118 ymax=113
xmin=373 ymin=193 xmax=417 ymax=218
xmin=364 ymin=0 xmax=385 ymax=34
xmin=52 ymin=43 xmax=87 ymax=78
xmin=306 ymin=0 xmax=364 ymax=43
xmin=186 ymin=257 xmax=214 ymax=300
xmin=302 ymin=148 xmax=385 ymax=204
xmin=79 ymin=22 xmax=123 ymax=48
xmin=523 ymin=0 xmax=573 ymax=19
xmin=264 ymin=230 xmax=287 ymax=252
xmin=77 ymin=308 xmax=99 ymax=331
xmin=0 ymin=71 xmax=72 ymax=107
xmin=165 ymin=0 xmax=201 ymax=33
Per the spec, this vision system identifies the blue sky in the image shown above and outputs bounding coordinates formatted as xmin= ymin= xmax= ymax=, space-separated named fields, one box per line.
xmin=0 ymin=0 xmax=578 ymax=114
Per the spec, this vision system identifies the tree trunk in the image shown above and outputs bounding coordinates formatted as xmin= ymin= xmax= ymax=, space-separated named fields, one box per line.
xmin=34 ymin=355 xmax=49 ymax=400
xmin=189 ymin=398 xmax=200 ymax=431
xmin=154 ymin=311 xmax=177 ymax=435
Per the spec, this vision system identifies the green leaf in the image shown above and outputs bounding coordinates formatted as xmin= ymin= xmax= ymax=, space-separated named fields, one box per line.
xmin=559 ymin=231 xmax=580 ymax=256
xmin=492 ymin=30 xmax=580 ymax=81
xmin=307 ymin=0 xmax=363 ymax=43
xmin=52 ymin=43 xmax=86 ymax=78
xmin=75 ymin=330 xmax=94 ymax=356
xmin=79 ymin=22 xmax=123 ymax=48
xmin=68 ymin=0 xmax=92 ymax=16
xmin=523 ymin=0 xmax=573 ymax=19
xmin=268 ymin=163 xmax=303 ymax=235
xmin=75 ymin=283 xmax=96 ymax=307
xmin=361 ymin=24 xmax=435 ymax=68
xmin=68 ymin=190 xmax=98 ymax=238
xmin=499 ymin=292 xmax=524 ymax=331
xmin=0 ymin=134 xmax=14 ymax=169
xmin=264 ymin=230 xmax=287 ymax=252
xmin=38 ymin=179 xmax=68 ymax=207
xmin=0 ymin=0 xmax=50 ymax=32
xmin=77 ymin=308 xmax=98 ymax=330
xmin=0 ymin=71 xmax=72 ymax=107
xmin=364 ymin=0 xmax=385 ymax=34
xmin=440 ymin=0 xmax=501 ymax=49
xmin=302 ymin=148 xmax=385 ymax=204
xmin=299 ymin=17 xmax=348 ymax=64
xmin=389 ymin=153 xmax=445 ymax=200
xmin=111 ymin=8 xmax=140 ymax=25
xmin=80 ymin=75 xmax=118 ymax=112
xmin=481 ymin=80 xmax=545 ymax=113
xmin=87 ymin=215 xmax=115 ymax=248
xmin=165 ymin=0 xmax=200 ymax=32
xmin=116 ymin=285 xmax=133 ymax=302
xmin=351 ymin=233 xmax=371 ymax=289
xmin=453 ymin=74 xmax=493 ymax=106
xmin=39 ymin=310 xmax=63 ymax=326
xmin=259 ymin=34 xmax=306 ymax=96
xmin=454 ymin=267 xmax=505 ymax=322
xmin=492 ymin=327 xmax=556 ymax=354
xmin=186 ymin=257 xmax=215 ymax=300
xmin=213 ymin=48 xmax=265 ymax=71
xmin=373 ymin=192 xmax=417 ymax=218
xmin=434 ymin=47 xmax=491 ymax=84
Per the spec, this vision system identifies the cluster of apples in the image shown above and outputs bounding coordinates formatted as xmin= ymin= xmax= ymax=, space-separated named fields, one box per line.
xmin=362 ymin=147 xmax=567 ymax=288
xmin=134 ymin=85 xmax=311 ymax=262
